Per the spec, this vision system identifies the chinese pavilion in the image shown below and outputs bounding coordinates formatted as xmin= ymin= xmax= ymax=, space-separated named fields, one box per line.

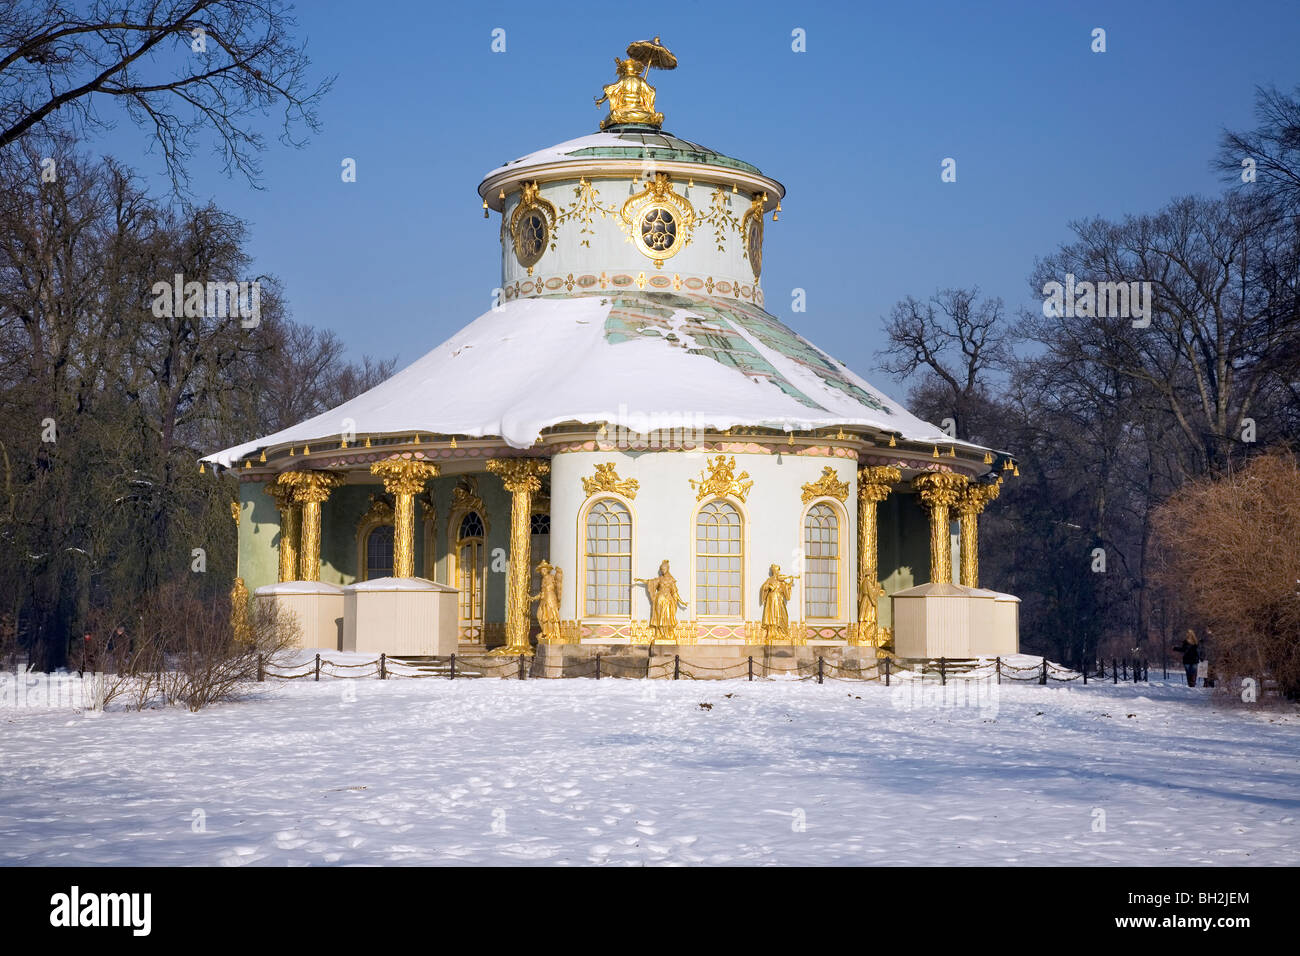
xmin=205 ymin=40 xmax=1018 ymax=666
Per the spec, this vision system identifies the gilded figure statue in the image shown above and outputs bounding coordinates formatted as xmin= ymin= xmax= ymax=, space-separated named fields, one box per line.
xmin=637 ymin=560 xmax=687 ymax=641
xmin=858 ymin=577 xmax=887 ymax=641
xmin=760 ymin=564 xmax=797 ymax=643
xmin=595 ymin=58 xmax=663 ymax=129
xmin=530 ymin=560 xmax=562 ymax=642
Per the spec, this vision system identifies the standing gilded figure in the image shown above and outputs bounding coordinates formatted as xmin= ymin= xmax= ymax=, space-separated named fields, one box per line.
xmin=637 ymin=560 xmax=687 ymax=642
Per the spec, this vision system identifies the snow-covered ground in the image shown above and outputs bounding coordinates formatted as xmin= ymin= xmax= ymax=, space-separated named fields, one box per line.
xmin=1 ymin=666 xmax=1297 ymax=865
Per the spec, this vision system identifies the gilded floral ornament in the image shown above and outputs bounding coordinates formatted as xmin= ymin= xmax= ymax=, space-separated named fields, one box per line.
xmin=555 ymin=177 xmax=618 ymax=248
xmin=699 ymin=186 xmax=741 ymax=252
xmin=581 ymin=461 xmax=639 ymax=500
xmin=801 ymin=466 xmax=849 ymax=504
xmin=690 ymin=454 xmax=753 ymax=502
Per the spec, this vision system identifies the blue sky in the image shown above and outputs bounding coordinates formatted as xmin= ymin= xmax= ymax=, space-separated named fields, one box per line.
xmin=96 ymin=0 xmax=1300 ymax=389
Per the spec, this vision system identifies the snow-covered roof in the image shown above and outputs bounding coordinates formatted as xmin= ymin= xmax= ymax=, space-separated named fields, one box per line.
xmin=205 ymin=291 xmax=979 ymax=468
xmin=481 ymin=129 xmax=764 ymax=185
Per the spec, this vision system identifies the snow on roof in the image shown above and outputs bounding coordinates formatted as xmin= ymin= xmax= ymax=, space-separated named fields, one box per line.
xmin=204 ymin=291 xmax=976 ymax=468
xmin=481 ymin=129 xmax=763 ymax=184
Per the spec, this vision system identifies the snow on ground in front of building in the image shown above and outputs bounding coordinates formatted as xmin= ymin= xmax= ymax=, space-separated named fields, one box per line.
xmin=1 ymin=668 xmax=1297 ymax=866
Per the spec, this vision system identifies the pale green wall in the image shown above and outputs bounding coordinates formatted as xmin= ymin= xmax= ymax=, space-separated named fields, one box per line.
xmin=238 ymin=482 xmax=281 ymax=594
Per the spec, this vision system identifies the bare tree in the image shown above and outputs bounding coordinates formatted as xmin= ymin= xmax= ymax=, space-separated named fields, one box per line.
xmin=1024 ymin=195 xmax=1300 ymax=477
xmin=877 ymin=287 xmax=1013 ymax=442
xmin=0 ymin=0 xmax=333 ymax=190
xmin=1216 ymin=84 xmax=1300 ymax=215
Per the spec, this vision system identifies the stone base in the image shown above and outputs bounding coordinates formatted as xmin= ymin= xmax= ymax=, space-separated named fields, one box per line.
xmin=531 ymin=642 xmax=881 ymax=680
xmin=342 ymin=577 xmax=457 ymax=655
xmin=254 ymin=582 xmax=344 ymax=651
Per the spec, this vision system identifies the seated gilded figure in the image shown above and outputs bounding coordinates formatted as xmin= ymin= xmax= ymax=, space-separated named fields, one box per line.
xmin=595 ymin=57 xmax=663 ymax=129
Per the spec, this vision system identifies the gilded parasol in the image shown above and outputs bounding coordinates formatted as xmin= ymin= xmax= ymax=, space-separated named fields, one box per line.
xmin=626 ymin=36 xmax=676 ymax=76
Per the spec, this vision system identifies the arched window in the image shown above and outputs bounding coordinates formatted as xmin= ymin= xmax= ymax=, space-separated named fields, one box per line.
xmin=804 ymin=503 xmax=840 ymax=619
xmin=365 ymin=524 xmax=395 ymax=580
xmin=584 ymin=499 xmax=631 ymax=616
xmin=696 ymin=499 xmax=743 ymax=617
xmin=456 ymin=511 xmax=485 ymax=632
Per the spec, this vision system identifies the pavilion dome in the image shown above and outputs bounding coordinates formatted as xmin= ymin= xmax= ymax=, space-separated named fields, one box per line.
xmin=205 ymin=44 xmax=996 ymax=473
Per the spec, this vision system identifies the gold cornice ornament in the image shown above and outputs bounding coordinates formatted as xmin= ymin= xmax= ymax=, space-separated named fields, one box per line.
xmin=690 ymin=454 xmax=753 ymax=502
xmin=581 ymin=461 xmax=640 ymax=500
xmin=801 ymin=466 xmax=849 ymax=504
xmin=621 ymin=173 xmax=695 ymax=268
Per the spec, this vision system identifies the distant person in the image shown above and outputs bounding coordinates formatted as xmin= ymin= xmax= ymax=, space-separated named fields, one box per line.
xmin=1172 ymin=630 xmax=1200 ymax=687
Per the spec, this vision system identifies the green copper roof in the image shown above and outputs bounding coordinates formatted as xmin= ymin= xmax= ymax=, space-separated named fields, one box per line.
xmin=569 ymin=129 xmax=763 ymax=176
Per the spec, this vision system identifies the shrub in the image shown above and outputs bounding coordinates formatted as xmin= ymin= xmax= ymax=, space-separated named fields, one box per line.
xmin=1152 ymin=453 xmax=1300 ymax=699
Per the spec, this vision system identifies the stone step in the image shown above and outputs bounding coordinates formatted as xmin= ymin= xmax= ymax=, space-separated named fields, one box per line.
xmin=389 ymin=656 xmax=484 ymax=678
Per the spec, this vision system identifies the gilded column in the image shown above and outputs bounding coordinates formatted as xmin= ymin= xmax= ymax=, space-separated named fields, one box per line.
xmin=265 ymin=476 xmax=303 ymax=582
xmin=955 ymin=480 xmax=1001 ymax=588
xmin=486 ymin=458 xmax=550 ymax=655
xmin=290 ymin=471 xmax=344 ymax=583
xmin=911 ymin=472 xmax=968 ymax=585
xmin=370 ymin=459 xmax=440 ymax=578
xmin=856 ymin=465 xmax=901 ymax=644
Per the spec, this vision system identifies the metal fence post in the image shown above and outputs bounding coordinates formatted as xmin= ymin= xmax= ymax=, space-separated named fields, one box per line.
xmin=380 ymin=653 xmax=386 ymax=680
xmin=817 ymin=656 xmax=824 ymax=684
xmin=995 ymin=656 xmax=1001 ymax=685
xmin=748 ymin=655 xmax=753 ymax=682
xmin=450 ymin=653 xmax=456 ymax=680
xmin=940 ymin=657 xmax=947 ymax=686
xmin=884 ymin=655 xmax=891 ymax=686
xmin=595 ymin=653 xmax=601 ymax=680
xmin=1082 ymin=659 xmax=1088 ymax=684
xmin=315 ymin=653 xmax=320 ymax=682
xmin=1040 ymin=657 xmax=1048 ymax=685
xmin=674 ymin=654 xmax=680 ymax=680
xmin=1112 ymin=659 xmax=1117 ymax=684
xmin=518 ymin=654 xmax=526 ymax=680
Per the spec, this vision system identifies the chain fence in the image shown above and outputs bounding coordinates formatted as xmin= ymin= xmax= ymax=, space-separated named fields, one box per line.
xmin=256 ymin=652 xmax=1163 ymax=687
